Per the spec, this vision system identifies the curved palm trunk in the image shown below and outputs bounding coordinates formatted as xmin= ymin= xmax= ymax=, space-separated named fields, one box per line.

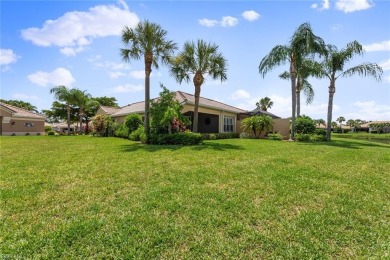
xmin=144 ymin=53 xmax=153 ymax=141
xmin=79 ymin=108 xmax=84 ymax=134
xmin=193 ymin=72 xmax=204 ymax=133
xmin=296 ymin=77 xmax=301 ymax=118
xmin=326 ymin=79 xmax=336 ymax=141
xmin=66 ymin=103 xmax=71 ymax=135
xmin=290 ymin=60 xmax=297 ymax=140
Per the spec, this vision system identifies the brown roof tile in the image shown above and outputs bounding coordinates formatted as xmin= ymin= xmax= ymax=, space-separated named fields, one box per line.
xmin=0 ymin=102 xmax=46 ymax=120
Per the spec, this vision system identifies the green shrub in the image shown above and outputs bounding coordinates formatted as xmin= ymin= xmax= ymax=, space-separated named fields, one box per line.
xmin=125 ymin=114 xmax=143 ymax=133
xmin=267 ymin=133 xmax=283 ymax=140
xmin=25 ymin=133 xmax=30 ymax=136
xmin=295 ymin=133 xmax=312 ymax=142
xmin=295 ymin=115 xmax=316 ymax=134
xmin=314 ymin=128 xmax=327 ymax=136
xmin=129 ymin=125 xmax=145 ymax=141
xmin=311 ymin=134 xmax=327 ymax=142
xmin=240 ymin=132 xmax=252 ymax=139
xmin=115 ymin=124 xmax=129 ymax=139
xmin=202 ymin=133 xmax=217 ymax=140
xmin=44 ymin=125 xmax=52 ymax=132
xmin=151 ymin=132 xmax=203 ymax=145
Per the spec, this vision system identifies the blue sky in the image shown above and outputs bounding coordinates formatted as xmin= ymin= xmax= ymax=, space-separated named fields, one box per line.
xmin=1 ymin=0 xmax=389 ymax=121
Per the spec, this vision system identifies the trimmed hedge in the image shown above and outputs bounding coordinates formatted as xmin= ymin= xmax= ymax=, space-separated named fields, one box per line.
xmin=151 ymin=132 xmax=203 ymax=145
xmin=202 ymin=132 xmax=240 ymax=140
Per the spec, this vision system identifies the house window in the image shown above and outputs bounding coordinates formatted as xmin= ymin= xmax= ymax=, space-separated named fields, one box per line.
xmin=24 ymin=122 xmax=34 ymax=127
xmin=224 ymin=117 xmax=234 ymax=132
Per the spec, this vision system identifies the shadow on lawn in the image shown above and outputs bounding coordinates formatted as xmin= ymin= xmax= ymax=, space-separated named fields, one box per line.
xmin=297 ymin=138 xmax=390 ymax=150
xmin=119 ymin=141 xmax=244 ymax=153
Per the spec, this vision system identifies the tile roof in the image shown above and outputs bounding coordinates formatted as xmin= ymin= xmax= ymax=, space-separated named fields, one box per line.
xmin=0 ymin=102 xmax=46 ymax=119
xmin=248 ymin=108 xmax=281 ymax=119
xmin=100 ymin=106 xmax=121 ymax=115
xmin=110 ymin=90 xmax=247 ymax=117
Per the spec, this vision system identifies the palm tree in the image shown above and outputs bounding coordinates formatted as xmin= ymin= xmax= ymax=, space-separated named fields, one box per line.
xmin=346 ymin=119 xmax=355 ymax=130
xmin=331 ymin=121 xmax=338 ymax=129
xmin=256 ymin=97 xmax=274 ymax=111
xmin=259 ymin=22 xmax=325 ymax=140
xmin=170 ymin=39 xmax=227 ymax=133
xmin=50 ymin=85 xmax=75 ymax=134
xmin=313 ymin=41 xmax=382 ymax=141
xmin=314 ymin=118 xmax=326 ymax=128
xmin=337 ymin=116 xmax=346 ymax=133
xmin=72 ymin=89 xmax=92 ymax=133
xmin=120 ymin=20 xmax=177 ymax=140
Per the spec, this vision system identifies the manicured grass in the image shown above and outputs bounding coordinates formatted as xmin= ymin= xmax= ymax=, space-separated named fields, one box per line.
xmin=333 ymin=132 xmax=390 ymax=144
xmin=1 ymin=136 xmax=389 ymax=258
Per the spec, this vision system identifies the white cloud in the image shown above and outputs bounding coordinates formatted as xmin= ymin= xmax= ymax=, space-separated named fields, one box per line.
xmin=346 ymin=101 xmax=390 ymax=120
xmin=363 ymin=40 xmax=390 ymax=52
xmin=28 ymin=68 xmax=75 ymax=87
xmin=13 ymin=93 xmax=39 ymax=100
xmin=242 ymin=10 xmax=260 ymax=21
xmin=221 ymin=16 xmax=238 ymax=27
xmin=109 ymin=71 xmax=126 ymax=79
xmin=311 ymin=0 xmax=330 ymax=11
xmin=379 ymin=59 xmax=390 ymax=71
xmin=198 ymin=19 xmax=219 ymax=27
xmin=199 ymin=16 xmax=238 ymax=27
xmin=130 ymin=70 xmax=145 ymax=79
xmin=0 ymin=49 xmax=19 ymax=65
xmin=335 ymin=0 xmax=373 ymax=13
xmin=21 ymin=3 xmax=139 ymax=56
xmin=330 ymin=24 xmax=343 ymax=31
xmin=231 ymin=89 xmax=251 ymax=100
xmin=110 ymin=84 xmax=143 ymax=93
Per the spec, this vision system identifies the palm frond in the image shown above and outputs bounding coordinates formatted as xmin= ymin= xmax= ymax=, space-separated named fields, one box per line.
xmin=258 ymin=45 xmax=290 ymax=78
xmin=340 ymin=63 xmax=383 ymax=81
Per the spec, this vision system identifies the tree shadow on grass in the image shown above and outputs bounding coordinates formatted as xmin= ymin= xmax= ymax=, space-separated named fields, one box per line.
xmin=296 ymin=138 xmax=390 ymax=150
xmin=119 ymin=141 xmax=244 ymax=153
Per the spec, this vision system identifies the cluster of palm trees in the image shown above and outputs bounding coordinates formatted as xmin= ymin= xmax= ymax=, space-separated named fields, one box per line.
xmin=259 ymin=23 xmax=383 ymax=141
xmin=120 ymin=21 xmax=227 ymax=139
xmin=50 ymin=86 xmax=98 ymax=134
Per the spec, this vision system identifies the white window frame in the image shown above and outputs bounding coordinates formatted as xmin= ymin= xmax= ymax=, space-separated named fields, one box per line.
xmin=223 ymin=116 xmax=234 ymax=133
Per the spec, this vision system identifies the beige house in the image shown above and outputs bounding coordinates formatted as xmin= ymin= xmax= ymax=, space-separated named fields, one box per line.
xmin=96 ymin=91 xmax=290 ymax=138
xmin=0 ymin=102 xmax=46 ymax=136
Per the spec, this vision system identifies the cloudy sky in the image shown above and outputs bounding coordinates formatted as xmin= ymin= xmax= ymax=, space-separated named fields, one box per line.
xmin=1 ymin=0 xmax=389 ymax=121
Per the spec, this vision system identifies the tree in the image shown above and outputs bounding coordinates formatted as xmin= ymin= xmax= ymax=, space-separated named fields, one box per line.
xmin=170 ymin=39 xmax=227 ymax=133
xmin=336 ymin=116 xmax=346 ymax=133
xmin=314 ymin=119 xmax=326 ymax=128
xmin=256 ymin=97 xmax=274 ymax=111
xmin=120 ymin=20 xmax=177 ymax=141
xmin=72 ymin=88 xmax=92 ymax=133
xmin=50 ymin=86 xmax=76 ymax=134
xmin=346 ymin=119 xmax=355 ymax=130
xmin=241 ymin=115 xmax=274 ymax=138
xmin=0 ymin=99 xmax=38 ymax=113
xmin=313 ymin=41 xmax=382 ymax=141
xmin=259 ymin=22 xmax=325 ymax=140
xmin=331 ymin=121 xmax=338 ymax=129
xmin=92 ymin=96 xmax=119 ymax=108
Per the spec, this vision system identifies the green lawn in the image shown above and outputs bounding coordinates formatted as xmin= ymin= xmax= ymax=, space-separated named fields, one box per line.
xmin=1 ymin=136 xmax=389 ymax=259
xmin=333 ymin=132 xmax=390 ymax=144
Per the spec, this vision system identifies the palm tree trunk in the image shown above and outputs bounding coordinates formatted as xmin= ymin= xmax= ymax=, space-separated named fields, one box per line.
xmin=290 ymin=60 xmax=297 ymax=140
xmin=144 ymin=52 xmax=153 ymax=141
xmin=79 ymin=108 xmax=83 ymax=134
xmin=193 ymin=71 xmax=204 ymax=133
xmin=66 ymin=103 xmax=71 ymax=135
xmin=193 ymin=84 xmax=200 ymax=133
xmin=296 ymin=77 xmax=301 ymax=118
xmin=326 ymin=81 xmax=336 ymax=141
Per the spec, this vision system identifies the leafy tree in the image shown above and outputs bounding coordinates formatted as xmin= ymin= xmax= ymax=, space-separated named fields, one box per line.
xmin=312 ymin=41 xmax=382 ymax=141
xmin=72 ymin=88 xmax=92 ymax=133
xmin=125 ymin=114 xmax=143 ymax=133
xmin=346 ymin=119 xmax=355 ymax=129
xmin=121 ymin=20 xmax=177 ymax=140
xmin=0 ymin=99 xmax=38 ymax=113
xmin=241 ymin=115 xmax=274 ymax=138
xmin=92 ymin=96 xmax=119 ymax=108
xmin=259 ymin=22 xmax=325 ymax=140
xmin=170 ymin=39 xmax=227 ymax=133
xmin=295 ymin=115 xmax=316 ymax=134
xmin=256 ymin=97 xmax=274 ymax=111
xmin=50 ymin=86 xmax=77 ymax=134
xmin=150 ymin=84 xmax=189 ymax=135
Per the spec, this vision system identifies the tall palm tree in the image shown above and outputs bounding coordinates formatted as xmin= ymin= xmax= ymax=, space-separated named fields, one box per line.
xmin=50 ymin=85 xmax=75 ymax=134
xmin=313 ymin=41 xmax=382 ymax=141
xmin=346 ymin=119 xmax=355 ymax=130
xmin=120 ymin=20 xmax=177 ymax=140
xmin=170 ymin=39 xmax=227 ymax=133
xmin=256 ymin=97 xmax=274 ymax=111
xmin=337 ymin=116 xmax=346 ymax=133
xmin=72 ymin=89 xmax=92 ymax=133
xmin=259 ymin=22 xmax=325 ymax=140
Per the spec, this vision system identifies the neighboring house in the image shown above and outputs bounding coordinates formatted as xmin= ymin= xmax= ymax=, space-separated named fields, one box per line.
xmin=361 ymin=121 xmax=390 ymax=133
xmin=96 ymin=90 xmax=290 ymax=138
xmin=49 ymin=122 xmax=77 ymax=133
xmin=0 ymin=102 xmax=46 ymax=136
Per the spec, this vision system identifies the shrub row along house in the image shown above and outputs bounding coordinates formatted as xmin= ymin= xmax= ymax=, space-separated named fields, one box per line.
xmin=96 ymin=91 xmax=290 ymax=138
xmin=0 ymin=102 xmax=46 ymax=136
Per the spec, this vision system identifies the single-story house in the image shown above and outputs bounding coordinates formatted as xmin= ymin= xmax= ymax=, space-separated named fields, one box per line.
xmin=0 ymin=102 xmax=46 ymax=136
xmin=96 ymin=91 xmax=290 ymax=138
xmin=360 ymin=121 xmax=390 ymax=133
xmin=49 ymin=122 xmax=78 ymax=133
